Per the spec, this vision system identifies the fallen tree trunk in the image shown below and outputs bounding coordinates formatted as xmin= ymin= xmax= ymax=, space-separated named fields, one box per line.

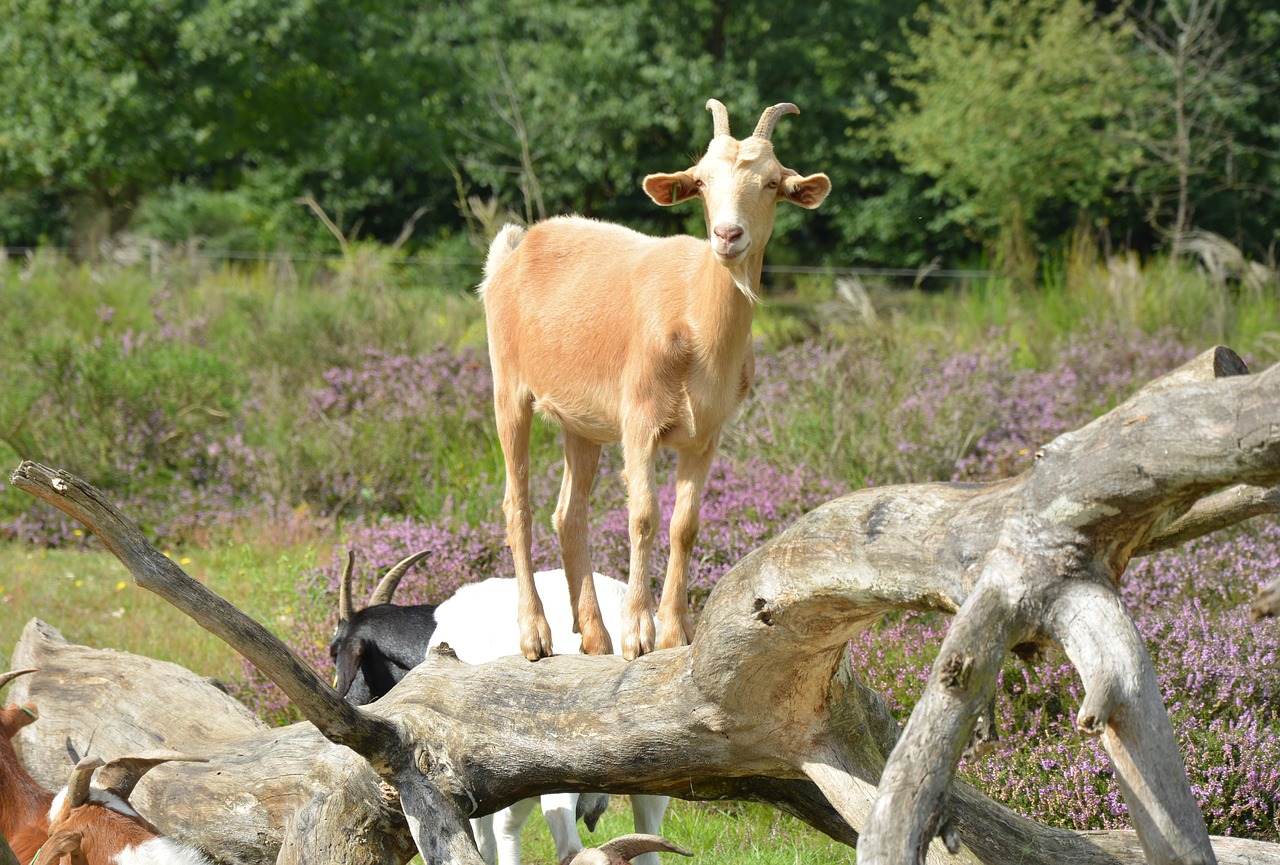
xmin=9 ymin=346 xmax=1280 ymax=865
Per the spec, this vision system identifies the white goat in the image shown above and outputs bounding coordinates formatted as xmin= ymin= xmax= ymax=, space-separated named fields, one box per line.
xmin=480 ymin=98 xmax=830 ymax=661
xmin=428 ymin=571 xmax=670 ymax=865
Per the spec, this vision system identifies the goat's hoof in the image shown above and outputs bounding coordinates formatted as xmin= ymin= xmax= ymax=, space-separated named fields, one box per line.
xmin=521 ymin=637 xmax=554 ymax=661
xmin=578 ymin=621 xmax=615 ymax=656
xmin=520 ymin=619 xmax=555 ymax=660
xmin=656 ymin=630 xmax=691 ymax=652
xmin=579 ymin=636 xmax=614 ymax=656
xmin=620 ymin=632 xmax=655 ymax=661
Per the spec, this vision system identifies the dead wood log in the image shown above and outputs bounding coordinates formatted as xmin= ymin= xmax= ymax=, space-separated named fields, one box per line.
xmin=13 ymin=618 xmax=1280 ymax=865
xmin=9 ymin=346 xmax=1280 ymax=865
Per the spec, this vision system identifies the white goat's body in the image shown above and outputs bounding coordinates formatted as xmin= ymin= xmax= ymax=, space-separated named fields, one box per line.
xmin=481 ymin=100 xmax=829 ymax=663
xmin=427 ymin=570 xmax=669 ymax=865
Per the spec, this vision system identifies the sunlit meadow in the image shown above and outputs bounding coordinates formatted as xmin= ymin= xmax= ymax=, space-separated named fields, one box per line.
xmin=1 ymin=251 xmax=1278 ymax=853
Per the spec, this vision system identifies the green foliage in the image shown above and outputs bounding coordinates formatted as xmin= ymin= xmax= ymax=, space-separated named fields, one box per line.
xmin=3 ymin=0 xmax=1280 ymax=275
xmin=0 ymin=0 xmax=457 ymax=247
xmin=881 ymin=0 xmax=1143 ymax=260
xmin=1 ymin=331 xmax=244 ymax=491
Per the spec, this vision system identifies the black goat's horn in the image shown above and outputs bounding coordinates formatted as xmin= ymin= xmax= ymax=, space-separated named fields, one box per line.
xmin=752 ymin=102 xmax=799 ymax=140
xmin=706 ymin=98 xmax=731 ymax=138
xmin=338 ymin=551 xmax=356 ymax=623
xmin=366 ymin=550 xmax=431 ymax=608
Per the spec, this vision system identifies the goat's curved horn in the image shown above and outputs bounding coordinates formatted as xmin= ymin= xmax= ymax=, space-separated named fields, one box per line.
xmin=96 ymin=752 xmax=210 ymax=801
xmin=32 ymin=829 xmax=86 ymax=865
xmin=338 ymin=550 xmax=356 ymax=622
xmin=752 ymin=102 xmax=800 ymax=140
xmin=366 ymin=549 xmax=431 ymax=608
xmin=65 ymin=756 xmax=104 ymax=809
xmin=595 ymin=834 xmax=693 ymax=862
xmin=0 ymin=668 xmax=36 ymax=691
xmin=705 ymin=98 xmax=731 ymax=138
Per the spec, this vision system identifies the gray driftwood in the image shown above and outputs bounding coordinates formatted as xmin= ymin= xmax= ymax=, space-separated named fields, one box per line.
xmin=9 ymin=346 xmax=1280 ymax=865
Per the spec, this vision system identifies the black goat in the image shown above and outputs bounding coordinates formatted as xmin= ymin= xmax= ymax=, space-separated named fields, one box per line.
xmin=328 ymin=550 xmax=435 ymax=705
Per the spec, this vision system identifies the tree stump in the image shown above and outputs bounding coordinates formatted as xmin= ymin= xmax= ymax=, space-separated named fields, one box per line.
xmin=9 ymin=346 xmax=1280 ymax=865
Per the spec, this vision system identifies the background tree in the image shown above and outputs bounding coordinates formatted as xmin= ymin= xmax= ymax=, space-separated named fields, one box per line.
xmin=1127 ymin=0 xmax=1274 ymax=258
xmin=880 ymin=0 xmax=1143 ymax=278
xmin=0 ymin=0 xmax=456 ymax=250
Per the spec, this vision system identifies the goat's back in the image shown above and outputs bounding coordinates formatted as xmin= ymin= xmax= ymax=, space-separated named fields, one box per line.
xmin=427 ymin=571 xmax=626 ymax=664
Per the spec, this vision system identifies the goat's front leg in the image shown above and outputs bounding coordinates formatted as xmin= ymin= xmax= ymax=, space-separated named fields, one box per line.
xmin=496 ymin=388 xmax=553 ymax=660
xmin=620 ymin=428 xmax=660 ymax=660
xmin=553 ymin=432 xmax=612 ymax=655
xmin=658 ymin=443 xmax=715 ymax=649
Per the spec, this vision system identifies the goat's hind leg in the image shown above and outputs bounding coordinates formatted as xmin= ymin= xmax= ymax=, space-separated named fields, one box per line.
xmin=554 ymin=432 xmax=612 ymax=655
xmin=496 ymin=387 xmax=553 ymax=660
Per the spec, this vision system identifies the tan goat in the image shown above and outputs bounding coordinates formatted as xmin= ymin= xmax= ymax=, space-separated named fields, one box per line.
xmin=480 ymin=98 xmax=830 ymax=660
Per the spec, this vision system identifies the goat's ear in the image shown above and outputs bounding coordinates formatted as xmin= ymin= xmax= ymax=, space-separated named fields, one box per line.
xmin=334 ymin=637 xmax=366 ymax=697
xmin=1 ymin=702 xmax=39 ymax=734
xmin=780 ymin=172 xmax=831 ymax=209
xmin=643 ymin=171 xmax=700 ymax=207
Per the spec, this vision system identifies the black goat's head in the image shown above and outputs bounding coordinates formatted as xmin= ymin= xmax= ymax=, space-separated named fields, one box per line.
xmin=329 ymin=549 xmax=432 ymax=704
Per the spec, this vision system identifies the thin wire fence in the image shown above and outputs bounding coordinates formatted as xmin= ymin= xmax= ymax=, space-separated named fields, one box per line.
xmin=0 ymin=245 xmax=1001 ymax=313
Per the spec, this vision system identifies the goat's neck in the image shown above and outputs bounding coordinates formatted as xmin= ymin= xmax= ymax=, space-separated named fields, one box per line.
xmin=691 ymin=248 xmax=761 ymax=349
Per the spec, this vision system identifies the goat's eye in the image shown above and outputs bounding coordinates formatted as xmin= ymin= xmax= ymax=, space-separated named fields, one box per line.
xmin=767 ymin=179 xmax=780 ymax=189
xmin=695 ymin=179 xmax=705 ymax=188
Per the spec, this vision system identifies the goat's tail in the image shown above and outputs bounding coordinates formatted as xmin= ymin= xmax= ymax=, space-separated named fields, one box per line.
xmin=476 ymin=223 xmax=525 ymax=300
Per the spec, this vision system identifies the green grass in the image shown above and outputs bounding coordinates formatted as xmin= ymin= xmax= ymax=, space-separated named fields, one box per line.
xmin=0 ymin=537 xmax=324 ymax=683
xmin=521 ymin=799 xmax=850 ymax=865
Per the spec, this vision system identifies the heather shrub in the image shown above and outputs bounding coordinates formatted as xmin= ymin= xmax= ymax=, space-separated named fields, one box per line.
xmin=732 ymin=326 xmax=1196 ymax=487
xmin=849 ymin=523 xmax=1280 ymax=840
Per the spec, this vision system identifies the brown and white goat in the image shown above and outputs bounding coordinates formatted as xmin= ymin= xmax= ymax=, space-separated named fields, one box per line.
xmin=36 ymin=753 xmax=212 ymax=865
xmin=480 ymin=99 xmax=830 ymax=660
xmin=1 ymin=669 xmax=52 ymax=863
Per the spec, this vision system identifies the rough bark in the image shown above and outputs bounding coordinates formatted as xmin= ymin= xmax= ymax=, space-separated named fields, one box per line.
xmin=9 ymin=345 xmax=1280 ymax=865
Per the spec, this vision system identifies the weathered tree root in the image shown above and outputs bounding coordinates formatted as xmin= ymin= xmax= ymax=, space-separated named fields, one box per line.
xmin=10 ymin=346 xmax=1280 ymax=865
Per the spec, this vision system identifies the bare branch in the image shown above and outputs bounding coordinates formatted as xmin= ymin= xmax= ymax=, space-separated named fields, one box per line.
xmin=7 ymin=462 xmax=399 ymax=772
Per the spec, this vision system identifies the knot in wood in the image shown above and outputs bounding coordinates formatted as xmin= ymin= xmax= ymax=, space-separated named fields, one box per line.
xmin=937 ymin=652 xmax=973 ymax=691
xmin=752 ymin=597 xmax=773 ymax=626
xmin=380 ymin=781 xmax=399 ymax=804
xmin=433 ymin=642 xmax=458 ymax=660
xmin=416 ymin=749 xmax=432 ymax=774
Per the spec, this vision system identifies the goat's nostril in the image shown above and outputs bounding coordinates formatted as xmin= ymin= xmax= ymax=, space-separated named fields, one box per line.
xmin=714 ymin=225 xmax=744 ymax=243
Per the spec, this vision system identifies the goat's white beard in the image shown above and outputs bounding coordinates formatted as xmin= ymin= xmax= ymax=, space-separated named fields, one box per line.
xmin=732 ymin=270 xmax=760 ymax=305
